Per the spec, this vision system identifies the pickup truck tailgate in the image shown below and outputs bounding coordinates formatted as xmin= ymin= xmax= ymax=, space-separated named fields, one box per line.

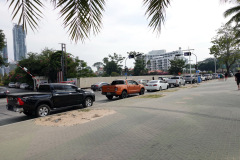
xmin=102 ymin=85 xmax=116 ymax=92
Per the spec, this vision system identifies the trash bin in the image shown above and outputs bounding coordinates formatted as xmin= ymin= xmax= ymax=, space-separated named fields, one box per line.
xmin=198 ymin=76 xmax=202 ymax=83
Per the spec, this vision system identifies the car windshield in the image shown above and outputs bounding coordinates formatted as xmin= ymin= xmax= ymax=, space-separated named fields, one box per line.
xmin=171 ymin=77 xmax=179 ymax=79
xmin=93 ymin=83 xmax=101 ymax=85
xmin=149 ymin=80 xmax=159 ymax=83
xmin=111 ymin=80 xmax=125 ymax=85
xmin=38 ymin=85 xmax=51 ymax=92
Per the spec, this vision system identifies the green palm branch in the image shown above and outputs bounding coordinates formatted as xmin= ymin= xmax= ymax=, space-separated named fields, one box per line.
xmin=7 ymin=0 xmax=171 ymax=42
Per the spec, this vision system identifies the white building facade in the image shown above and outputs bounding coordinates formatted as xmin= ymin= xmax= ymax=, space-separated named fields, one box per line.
xmin=145 ymin=48 xmax=188 ymax=71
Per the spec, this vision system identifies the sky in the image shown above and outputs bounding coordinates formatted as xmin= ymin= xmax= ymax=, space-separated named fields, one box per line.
xmin=0 ymin=0 xmax=235 ymax=71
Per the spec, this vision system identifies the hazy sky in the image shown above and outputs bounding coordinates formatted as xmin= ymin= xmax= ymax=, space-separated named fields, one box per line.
xmin=0 ymin=0 xmax=234 ymax=70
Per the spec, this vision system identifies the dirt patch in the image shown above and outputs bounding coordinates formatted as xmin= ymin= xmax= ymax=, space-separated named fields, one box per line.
xmin=34 ymin=109 xmax=116 ymax=127
xmin=139 ymin=94 xmax=165 ymax=98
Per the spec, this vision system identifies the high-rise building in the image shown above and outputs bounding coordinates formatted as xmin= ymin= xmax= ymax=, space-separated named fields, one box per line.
xmin=13 ymin=24 xmax=27 ymax=61
xmin=145 ymin=48 xmax=188 ymax=71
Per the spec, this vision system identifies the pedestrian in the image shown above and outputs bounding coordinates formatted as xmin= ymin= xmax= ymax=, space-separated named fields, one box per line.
xmin=224 ymin=72 xmax=228 ymax=81
xmin=235 ymin=70 xmax=240 ymax=90
xmin=152 ymin=77 xmax=154 ymax=80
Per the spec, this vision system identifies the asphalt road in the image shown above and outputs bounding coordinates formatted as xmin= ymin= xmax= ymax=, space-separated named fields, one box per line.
xmin=0 ymin=87 xmax=142 ymax=126
xmin=1 ymin=78 xmax=240 ymax=159
xmin=0 ymin=81 xmax=207 ymax=126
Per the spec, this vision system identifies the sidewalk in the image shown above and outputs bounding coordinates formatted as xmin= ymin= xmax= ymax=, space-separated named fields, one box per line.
xmin=1 ymin=78 xmax=240 ymax=160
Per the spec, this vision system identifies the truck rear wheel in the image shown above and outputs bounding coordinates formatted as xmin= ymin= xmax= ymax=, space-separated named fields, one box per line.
xmin=106 ymin=95 xmax=113 ymax=100
xmin=119 ymin=91 xmax=127 ymax=99
xmin=36 ymin=104 xmax=50 ymax=117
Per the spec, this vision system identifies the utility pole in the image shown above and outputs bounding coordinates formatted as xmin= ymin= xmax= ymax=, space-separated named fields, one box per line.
xmin=59 ymin=43 xmax=66 ymax=81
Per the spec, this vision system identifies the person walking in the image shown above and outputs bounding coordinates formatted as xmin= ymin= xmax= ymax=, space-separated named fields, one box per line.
xmin=225 ymin=72 xmax=228 ymax=81
xmin=235 ymin=70 xmax=240 ymax=90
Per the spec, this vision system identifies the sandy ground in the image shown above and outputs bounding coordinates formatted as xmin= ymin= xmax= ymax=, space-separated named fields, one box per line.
xmin=35 ymin=109 xmax=116 ymax=127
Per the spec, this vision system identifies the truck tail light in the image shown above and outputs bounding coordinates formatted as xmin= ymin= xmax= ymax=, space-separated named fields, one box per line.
xmin=17 ymin=98 xmax=24 ymax=106
xmin=153 ymin=84 xmax=157 ymax=86
xmin=6 ymin=98 xmax=8 ymax=103
xmin=115 ymin=87 xmax=118 ymax=91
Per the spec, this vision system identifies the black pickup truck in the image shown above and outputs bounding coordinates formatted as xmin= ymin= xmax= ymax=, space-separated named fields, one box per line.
xmin=6 ymin=83 xmax=95 ymax=117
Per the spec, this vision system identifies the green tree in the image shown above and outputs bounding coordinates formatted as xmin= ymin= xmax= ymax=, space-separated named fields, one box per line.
xmin=77 ymin=60 xmax=96 ymax=77
xmin=7 ymin=48 xmax=81 ymax=84
xmin=93 ymin=62 xmax=104 ymax=71
xmin=0 ymin=30 xmax=6 ymax=66
xmin=198 ymin=58 xmax=220 ymax=72
xmin=102 ymin=53 xmax=125 ymax=76
xmin=6 ymin=0 xmax=170 ymax=42
xmin=168 ymin=58 xmax=186 ymax=75
xmin=0 ymin=30 xmax=5 ymax=50
xmin=210 ymin=25 xmax=240 ymax=75
xmin=127 ymin=52 xmax=148 ymax=76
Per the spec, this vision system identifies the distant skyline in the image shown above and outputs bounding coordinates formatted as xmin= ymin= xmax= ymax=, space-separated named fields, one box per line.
xmin=0 ymin=0 xmax=235 ymax=70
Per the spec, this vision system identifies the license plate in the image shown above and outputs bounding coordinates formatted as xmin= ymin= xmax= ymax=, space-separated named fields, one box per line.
xmin=107 ymin=93 xmax=111 ymax=95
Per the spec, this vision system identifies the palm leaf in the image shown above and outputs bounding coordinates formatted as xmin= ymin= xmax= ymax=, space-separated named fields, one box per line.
xmin=55 ymin=0 xmax=105 ymax=42
xmin=7 ymin=0 xmax=44 ymax=33
xmin=143 ymin=0 xmax=171 ymax=34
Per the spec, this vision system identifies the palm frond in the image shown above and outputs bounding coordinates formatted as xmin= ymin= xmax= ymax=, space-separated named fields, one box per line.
xmin=143 ymin=0 xmax=171 ymax=34
xmin=56 ymin=0 xmax=105 ymax=42
xmin=7 ymin=0 xmax=44 ymax=33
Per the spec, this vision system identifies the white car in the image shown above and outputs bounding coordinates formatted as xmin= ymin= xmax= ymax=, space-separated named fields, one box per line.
xmin=145 ymin=80 xmax=169 ymax=91
xmin=20 ymin=83 xmax=29 ymax=89
xmin=8 ymin=82 xmax=16 ymax=88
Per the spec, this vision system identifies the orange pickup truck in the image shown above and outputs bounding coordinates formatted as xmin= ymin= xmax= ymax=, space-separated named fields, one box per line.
xmin=102 ymin=79 xmax=145 ymax=100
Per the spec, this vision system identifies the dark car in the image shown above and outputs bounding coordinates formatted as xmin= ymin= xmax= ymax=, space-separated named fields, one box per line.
xmin=91 ymin=82 xmax=109 ymax=91
xmin=6 ymin=83 xmax=95 ymax=117
xmin=0 ymin=87 xmax=10 ymax=97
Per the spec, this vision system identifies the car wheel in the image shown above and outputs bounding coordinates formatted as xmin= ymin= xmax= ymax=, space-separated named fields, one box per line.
xmin=159 ymin=86 xmax=162 ymax=91
xmin=106 ymin=95 xmax=113 ymax=100
xmin=139 ymin=88 xmax=145 ymax=95
xmin=119 ymin=90 xmax=127 ymax=99
xmin=83 ymin=97 xmax=93 ymax=107
xmin=36 ymin=104 xmax=50 ymax=117
xmin=167 ymin=85 xmax=169 ymax=89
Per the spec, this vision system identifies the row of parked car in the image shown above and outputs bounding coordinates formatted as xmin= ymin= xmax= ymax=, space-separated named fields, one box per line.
xmin=8 ymin=82 xmax=32 ymax=89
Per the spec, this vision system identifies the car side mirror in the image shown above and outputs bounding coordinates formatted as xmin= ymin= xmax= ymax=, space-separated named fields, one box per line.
xmin=76 ymin=88 xmax=81 ymax=92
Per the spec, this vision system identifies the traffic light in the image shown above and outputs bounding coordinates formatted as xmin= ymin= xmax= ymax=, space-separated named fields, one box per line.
xmin=128 ymin=54 xmax=134 ymax=59
xmin=195 ymin=64 xmax=198 ymax=70
xmin=184 ymin=52 xmax=191 ymax=56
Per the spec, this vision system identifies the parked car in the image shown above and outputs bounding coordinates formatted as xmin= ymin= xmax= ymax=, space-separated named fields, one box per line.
xmin=20 ymin=83 xmax=29 ymax=89
xmin=145 ymin=80 xmax=169 ymax=91
xmin=194 ymin=74 xmax=206 ymax=81
xmin=204 ymin=74 xmax=212 ymax=80
xmin=167 ymin=76 xmax=185 ymax=87
xmin=25 ymin=85 xmax=34 ymax=90
xmin=158 ymin=76 xmax=169 ymax=82
xmin=212 ymin=73 xmax=219 ymax=79
xmin=102 ymin=79 xmax=145 ymax=100
xmin=137 ymin=79 xmax=149 ymax=86
xmin=6 ymin=83 xmax=95 ymax=117
xmin=8 ymin=82 xmax=16 ymax=88
xmin=91 ymin=82 xmax=109 ymax=91
xmin=0 ymin=87 xmax=10 ymax=97
xmin=183 ymin=75 xmax=197 ymax=84
xmin=15 ymin=82 xmax=22 ymax=88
